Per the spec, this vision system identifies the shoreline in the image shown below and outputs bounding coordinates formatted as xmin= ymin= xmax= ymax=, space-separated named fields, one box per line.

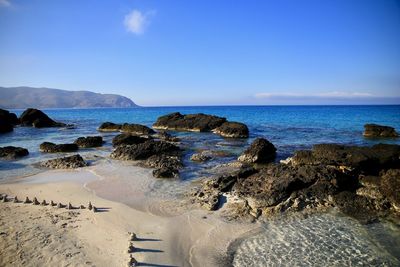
xmin=0 ymin=163 xmax=259 ymax=267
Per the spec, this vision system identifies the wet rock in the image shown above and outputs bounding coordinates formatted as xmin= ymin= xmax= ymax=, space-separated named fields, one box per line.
xmin=74 ymin=136 xmax=103 ymax=148
xmin=112 ymin=134 xmax=148 ymax=147
xmin=0 ymin=120 xmax=13 ymax=133
xmin=238 ymin=138 xmax=277 ymax=163
xmin=41 ymin=154 xmax=87 ymax=169
xmin=213 ymin=121 xmax=249 ymax=138
xmin=0 ymin=109 xmax=19 ymax=125
xmin=19 ymin=108 xmax=65 ymax=128
xmin=190 ymin=151 xmax=212 ymax=162
xmin=39 ymin=142 xmax=79 ymax=153
xmin=153 ymin=112 xmax=227 ymax=132
xmin=380 ymin=169 xmax=400 ymax=211
xmin=120 ymin=123 xmax=155 ymax=135
xmin=110 ymin=140 xmax=179 ymax=161
xmin=152 ymin=167 xmax=178 ymax=178
xmin=154 ymin=131 xmax=180 ymax=142
xmin=292 ymin=143 xmax=400 ymax=174
xmin=144 ymin=154 xmax=182 ymax=169
xmin=97 ymin=122 xmax=121 ymax=132
xmin=363 ymin=124 xmax=398 ymax=138
xmin=0 ymin=146 xmax=29 ymax=159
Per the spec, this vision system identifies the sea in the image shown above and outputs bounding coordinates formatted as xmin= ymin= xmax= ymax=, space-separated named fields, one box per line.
xmin=1 ymin=105 xmax=400 ymax=266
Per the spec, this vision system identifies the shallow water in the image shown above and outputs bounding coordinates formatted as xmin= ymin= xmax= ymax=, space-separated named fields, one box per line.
xmin=232 ymin=212 xmax=400 ymax=267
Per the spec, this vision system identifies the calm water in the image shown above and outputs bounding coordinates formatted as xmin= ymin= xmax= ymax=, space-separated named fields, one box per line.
xmin=1 ymin=105 xmax=400 ymax=180
xmin=1 ymin=105 xmax=400 ymax=265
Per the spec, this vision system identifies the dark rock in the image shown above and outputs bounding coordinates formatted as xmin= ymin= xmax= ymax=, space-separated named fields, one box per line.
xmin=39 ymin=142 xmax=79 ymax=153
xmin=110 ymin=140 xmax=179 ymax=161
xmin=153 ymin=112 xmax=227 ymax=132
xmin=19 ymin=108 xmax=65 ymax=128
xmin=190 ymin=151 xmax=212 ymax=162
xmin=238 ymin=138 xmax=277 ymax=163
xmin=112 ymin=133 xmax=148 ymax=147
xmin=98 ymin=122 xmax=122 ymax=132
xmin=144 ymin=154 xmax=182 ymax=170
xmin=41 ymin=154 xmax=87 ymax=169
xmin=0 ymin=146 xmax=29 ymax=159
xmin=0 ymin=120 xmax=13 ymax=133
xmin=364 ymin=124 xmax=398 ymax=138
xmin=0 ymin=109 xmax=19 ymax=125
xmin=213 ymin=121 xmax=249 ymax=138
xmin=74 ymin=136 xmax=104 ymax=148
xmin=292 ymin=143 xmax=400 ymax=174
xmin=380 ymin=169 xmax=400 ymax=211
xmin=154 ymin=131 xmax=180 ymax=142
xmin=152 ymin=167 xmax=178 ymax=178
xmin=120 ymin=123 xmax=155 ymax=135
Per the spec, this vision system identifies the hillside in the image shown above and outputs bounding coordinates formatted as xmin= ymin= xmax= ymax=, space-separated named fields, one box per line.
xmin=0 ymin=87 xmax=138 ymax=109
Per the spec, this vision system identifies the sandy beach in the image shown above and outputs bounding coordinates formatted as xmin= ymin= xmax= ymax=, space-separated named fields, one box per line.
xmin=0 ymin=163 xmax=257 ymax=267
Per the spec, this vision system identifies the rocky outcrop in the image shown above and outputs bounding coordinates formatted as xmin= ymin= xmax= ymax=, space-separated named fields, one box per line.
xmin=363 ymin=124 xmax=398 ymax=138
xmin=74 ymin=136 xmax=103 ymax=148
xmin=0 ymin=109 xmax=19 ymax=133
xmin=213 ymin=122 xmax=249 ymax=138
xmin=154 ymin=131 xmax=180 ymax=142
xmin=192 ymin=143 xmax=400 ymax=223
xmin=238 ymin=138 xmax=277 ymax=163
xmin=110 ymin=140 xmax=179 ymax=161
xmin=153 ymin=112 xmax=249 ymax=138
xmin=112 ymin=134 xmax=149 ymax=147
xmin=39 ymin=142 xmax=79 ymax=153
xmin=40 ymin=154 xmax=87 ymax=169
xmin=152 ymin=167 xmax=179 ymax=178
xmin=120 ymin=123 xmax=155 ymax=135
xmin=0 ymin=146 xmax=29 ymax=159
xmin=98 ymin=122 xmax=122 ymax=132
xmin=19 ymin=108 xmax=65 ymax=128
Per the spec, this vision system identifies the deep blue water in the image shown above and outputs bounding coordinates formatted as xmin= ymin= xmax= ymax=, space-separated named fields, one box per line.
xmin=1 ymin=105 xmax=400 ymax=179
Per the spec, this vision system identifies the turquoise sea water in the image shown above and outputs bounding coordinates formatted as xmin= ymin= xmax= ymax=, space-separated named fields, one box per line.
xmin=1 ymin=105 xmax=400 ymax=180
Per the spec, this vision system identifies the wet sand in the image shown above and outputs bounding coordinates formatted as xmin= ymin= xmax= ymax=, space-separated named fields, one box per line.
xmin=0 ymin=164 xmax=257 ymax=267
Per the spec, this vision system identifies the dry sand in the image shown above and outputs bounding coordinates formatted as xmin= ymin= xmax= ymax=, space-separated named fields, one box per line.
xmin=0 ymin=166 xmax=257 ymax=267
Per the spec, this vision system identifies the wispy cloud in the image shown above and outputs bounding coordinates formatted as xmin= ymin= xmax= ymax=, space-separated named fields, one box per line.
xmin=255 ymin=91 xmax=375 ymax=99
xmin=0 ymin=0 xmax=11 ymax=7
xmin=124 ymin=9 xmax=156 ymax=35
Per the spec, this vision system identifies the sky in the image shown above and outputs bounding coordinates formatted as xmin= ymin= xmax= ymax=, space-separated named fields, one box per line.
xmin=0 ymin=0 xmax=399 ymax=106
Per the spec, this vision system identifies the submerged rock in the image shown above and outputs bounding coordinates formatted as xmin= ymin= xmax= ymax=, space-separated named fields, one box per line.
xmin=363 ymin=123 xmax=398 ymax=138
xmin=213 ymin=121 xmax=249 ymax=138
xmin=0 ymin=146 xmax=29 ymax=159
xmin=74 ymin=136 xmax=103 ymax=148
xmin=120 ymin=123 xmax=155 ymax=135
xmin=238 ymin=138 xmax=277 ymax=163
xmin=97 ymin=122 xmax=122 ymax=132
xmin=41 ymin=154 xmax=87 ymax=169
xmin=19 ymin=108 xmax=65 ymax=128
xmin=112 ymin=133 xmax=148 ymax=147
xmin=39 ymin=142 xmax=79 ymax=153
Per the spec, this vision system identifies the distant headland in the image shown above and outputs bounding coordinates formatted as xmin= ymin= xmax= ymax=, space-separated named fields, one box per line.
xmin=0 ymin=86 xmax=138 ymax=109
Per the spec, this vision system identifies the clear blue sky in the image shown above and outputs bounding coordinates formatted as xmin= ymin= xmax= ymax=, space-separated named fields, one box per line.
xmin=0 ymin=0 xmax=399 ymax=106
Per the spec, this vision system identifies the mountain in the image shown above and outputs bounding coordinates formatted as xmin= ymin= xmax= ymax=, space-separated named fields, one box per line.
xmin=0 ymin=87 xmax=138 ymax=109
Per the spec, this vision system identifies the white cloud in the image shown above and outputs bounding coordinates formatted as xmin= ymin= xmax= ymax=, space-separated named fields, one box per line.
xmin=255 ymin=91 xmax=374 ymax=99
xmin=0 ymin=0 xmax=11 ymax=7
xmin=124 ymin=9 xmax=155 ymax=35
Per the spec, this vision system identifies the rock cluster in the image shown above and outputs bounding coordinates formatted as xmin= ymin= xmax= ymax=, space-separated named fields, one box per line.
xmin=39 ymin=142 xmax=79 ymax=153
xmin=74 ymin=136 xmax=104 ymax=148
xmin=41 ymin=154 xmax=87 ymax=169
xmin=153 ymin=112 xmax=249 ymax=138
xmin=0 ymin=146 xmax=29 ymax=159
xmin=98 ymin=122 xmax=155 ymax=135
xmin=192 ymin=143 xmax=400 ymax=223
xmin=238 ymin=138 xmax=276 ymax=163
xmin=363 ymin=123 xmax=398 ymax=138
xmin=19 ymin=108 xmax=65 ymax=128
